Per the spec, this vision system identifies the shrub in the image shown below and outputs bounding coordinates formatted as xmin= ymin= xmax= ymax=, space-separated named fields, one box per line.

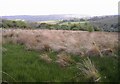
xmin=93 ymin=26 xmax=101 ymax=31
xmin=88 ymin=26 xmax=94 ymax=32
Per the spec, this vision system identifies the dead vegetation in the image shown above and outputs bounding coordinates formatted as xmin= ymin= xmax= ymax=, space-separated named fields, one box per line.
xmin=77 ymin=57 xmax=101 ymax=82
xmin=55 ymin=52 xmax=75 ymax=67
xmin=2 ymin=29 xmax=119 ymax=56
xmin=39 ymin=52 xmax=75 ymax=67
xmin=40 ymin=54 xmax=52 ymax=63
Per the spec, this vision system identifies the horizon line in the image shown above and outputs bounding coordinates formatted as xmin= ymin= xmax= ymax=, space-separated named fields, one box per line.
xmin=1 ymin=13 xmax=118 ymax=17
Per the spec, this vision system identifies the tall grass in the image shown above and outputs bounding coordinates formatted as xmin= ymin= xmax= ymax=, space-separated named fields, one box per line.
xmin=2 ymin=43 xmax=119 ymax=82
xmin=2 ymin=43 xmax=77 ymax=82
xmin=2 ymin=29 xmax=119 ymax=56
xmin=2 ymin=29 xmax=119 ymax=82
xmin=77 ymin=57 xmax=101 ymax=82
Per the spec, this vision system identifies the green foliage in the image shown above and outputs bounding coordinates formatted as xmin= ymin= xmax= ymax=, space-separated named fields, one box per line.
xmin=2 ymin=19 xmax=101 ymax=31
xmin=15 ymin=21 xmax=27 ymax=28
xmin=60 ymin=25 xmax=69 ymax=30
xmin=88 ymin=26 xmax=94 ymax=32
xmin=84 ymin=22 xmax=88 ymax=26
xmin=93 ymin=26 xmax=101 ymax=31
xmin=89 ymin=56 xmax=119 ymax=82
xmin=0 ymin=23 xmax=2 ymax=28
xmin=2 ymin=19 xmax=28 ymax=28
xmin=2 ymin=20 xmax=13 ymax=28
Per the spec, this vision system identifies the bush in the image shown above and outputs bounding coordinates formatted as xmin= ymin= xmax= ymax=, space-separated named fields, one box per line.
xmin=88 ymin=26 xmax=94 ymax=32
xmin=2 ymin=19 xmax=28 ymax=28
xmin=94 ymin=26 xmax=101 ymax=31
xmin=60 ymin=25 xmax=70 ymax=30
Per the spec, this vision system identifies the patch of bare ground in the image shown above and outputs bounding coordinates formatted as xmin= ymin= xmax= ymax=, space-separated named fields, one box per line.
xmin=2 ymin=29 xmax=119 ymax=56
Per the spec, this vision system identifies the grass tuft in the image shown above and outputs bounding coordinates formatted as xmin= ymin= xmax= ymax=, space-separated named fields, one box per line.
xmin=77 ymin=57 xmax=101 ymax=82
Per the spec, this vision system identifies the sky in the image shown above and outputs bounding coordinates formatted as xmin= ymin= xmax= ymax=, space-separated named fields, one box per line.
xmin=0 ymin=0 xmax=119 ymax=16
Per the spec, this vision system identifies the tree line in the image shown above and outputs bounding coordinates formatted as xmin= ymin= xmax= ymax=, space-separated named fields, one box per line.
xmin=1 ymin=19 xmax=101 ymax=32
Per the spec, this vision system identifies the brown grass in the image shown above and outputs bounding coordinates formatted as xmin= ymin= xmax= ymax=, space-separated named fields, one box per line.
xmin=40 ymin=54 xmax=52 ymax=63
xmin=77 ymin=57 xmax=101 ymax=82
xmin=55 ymin=52 xmax=73 ymax=67
xmin=2 ymin=29 xmax=119 ymax=56
xmin=57 ymin=52 xmax=75 ymax=63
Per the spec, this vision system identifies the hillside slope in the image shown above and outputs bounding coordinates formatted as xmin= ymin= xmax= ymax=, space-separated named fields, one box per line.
xmin=2 ymin=14 xmax=89 ymax=22
xmin=89 ymin=15 xmax=119 ymax=32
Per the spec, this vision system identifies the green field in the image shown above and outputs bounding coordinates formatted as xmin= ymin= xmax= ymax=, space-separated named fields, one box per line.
xmin=59 ymin=21 xmax=86 ymax=25
xmin=38 ymin=20 xmax=60 ymax=24
xmin=2 ymin=43 xmax=119 ymax=82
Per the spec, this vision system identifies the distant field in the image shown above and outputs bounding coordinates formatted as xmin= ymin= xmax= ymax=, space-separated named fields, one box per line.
xmin=38 ymin=20 xmax=87 ymax=24
xmin=59 ymin=21 xmax=87 ymax=25
xmin=38 ymin=20 xmax=60 ymax=24
xmin=38 ymin=21 xmax=86 ymax=25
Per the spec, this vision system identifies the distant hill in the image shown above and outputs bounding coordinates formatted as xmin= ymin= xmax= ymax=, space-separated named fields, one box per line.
xmin=2 ymin=14 xmax=89 ymax=22
xmin=89 ymin=15 xmax=119 ymax=32
xmin=1 ymin=14 xmax=119 ymax=32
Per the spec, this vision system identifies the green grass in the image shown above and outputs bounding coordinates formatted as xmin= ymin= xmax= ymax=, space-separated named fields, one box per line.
xmin=59 ymin=21 xmax=86 ymax=25
xmin=89 ymin=56 xmax=118 ymax=82
xmin=2 ymin=43 xmax=77 ymax=82
xmin=2 ymin=43 xmax=119 ymax=82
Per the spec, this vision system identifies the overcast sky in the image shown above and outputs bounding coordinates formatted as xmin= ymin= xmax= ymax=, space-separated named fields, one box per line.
xmin=0 ymin=0 xmax=119 ymax=16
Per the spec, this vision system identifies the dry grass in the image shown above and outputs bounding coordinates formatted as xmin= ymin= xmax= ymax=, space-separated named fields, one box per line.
xmin=2 ymin=29 xmax=119 ymax=56
xmin=55 ymin=59 xmax=69 ymax=67
xmin=55 ymin=52 xmax=75 ymax=67
xmin=2 ymin=47 xmax=7 ymax=52
xmin=77 ymin=57 xmax=101 ymax=82
xmin=57 ymin=52 xmax=75 ymax=64
xmin=40 ymin=54 xmax=52 ymax=63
